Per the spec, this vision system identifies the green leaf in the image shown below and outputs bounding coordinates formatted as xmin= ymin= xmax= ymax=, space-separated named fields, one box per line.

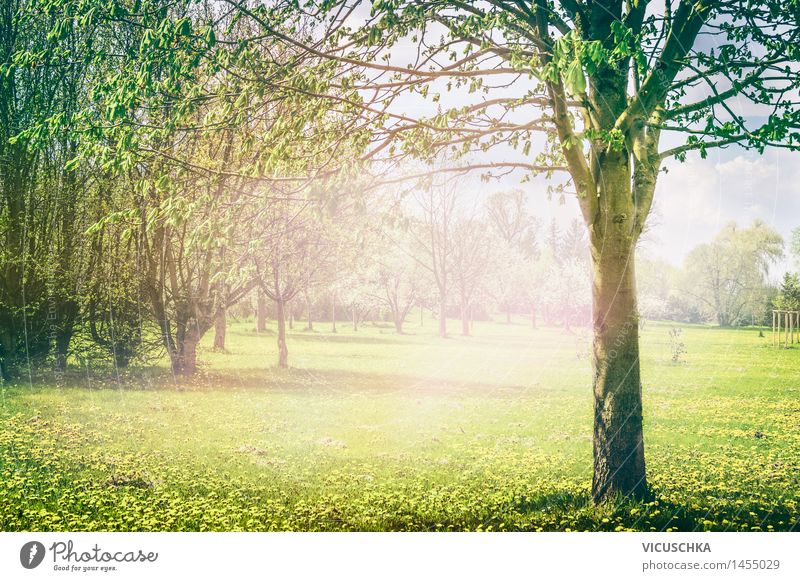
xmin=564 ymin=60 xmax=586 ymax=95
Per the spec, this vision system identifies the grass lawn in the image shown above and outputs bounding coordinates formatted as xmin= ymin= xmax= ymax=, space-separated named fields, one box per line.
xmin=1 ymin=317 xmax=798 ymax=531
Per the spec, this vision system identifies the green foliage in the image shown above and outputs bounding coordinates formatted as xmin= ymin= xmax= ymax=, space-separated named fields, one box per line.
xmin=679 ymin=221 xmax=784 ymax=326
xmin=773 ymin=273 xmax=800 ymax=311
xmin=791 ymin=227 xmax=800 ymax=268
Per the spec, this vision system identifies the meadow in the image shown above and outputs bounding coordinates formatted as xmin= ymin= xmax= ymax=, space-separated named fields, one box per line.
xmin=1 ymin=317 xmax=798 ymax=532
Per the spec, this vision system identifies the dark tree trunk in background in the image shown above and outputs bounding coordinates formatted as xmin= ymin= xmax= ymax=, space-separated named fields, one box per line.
xmin=54 ymin=299 xmax=78 ymax=372
xmin=256 ymin=291 xmax=267 ymax=332
xmin=213 ymin=307 xmax=226 ymax=350
xmin=54 ymin=327 xmax=73 ymax=373
xmin=460 ymin=303 xmax=470 ymax=336
xmin=276 ymin=299 xmax=288 ymax=368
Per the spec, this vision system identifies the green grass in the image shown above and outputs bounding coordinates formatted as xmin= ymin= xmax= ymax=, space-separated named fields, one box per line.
xmin=1 ymin=317 xmax=799 ymax=531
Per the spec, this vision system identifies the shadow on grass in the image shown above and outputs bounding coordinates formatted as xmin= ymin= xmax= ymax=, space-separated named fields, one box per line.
xmin=2 ymin=365 xmax=535 ymax=398
xmin=287 ymin=333 xmax=406 ymax=346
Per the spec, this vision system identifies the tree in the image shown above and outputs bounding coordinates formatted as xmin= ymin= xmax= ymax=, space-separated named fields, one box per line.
xmin=0 ymin=0 xmax=96 ymax=377
xmin=636 ymin=254 xmax=679 ymax=322
xmin=280 ymin=0 xmax=800 ymax=503
xmin=486 ymin=190 xmax=540 ymax=324
xmin=680 ymin=221 xmax=783 ymax=326
xmin=486 ymin=190 xmax=538 ymax=254
xmin=791 ymin=227 xmax=800 ymax=270
xmin=362 ymin=228 xmax=423 ymax=334
xmin=450 ymin=216 xmax=491 ymax=335
xmin=252 ymin=197 xmax=344 ymax=368
xmin=407 ymin=180 xmax=460 ymax=338
xmin=773 ymin=273 xmax=800 ymax=311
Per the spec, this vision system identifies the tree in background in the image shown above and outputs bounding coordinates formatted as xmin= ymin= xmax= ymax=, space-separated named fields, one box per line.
xmin=773 ymin=273 xmax=800 ymax=311
xmin=374 ymin=254 xmax=419 ymax=335
xmin=450 ymin=215 xmax=491 ymax=336
xmin=679 ymin=221 xmax=783 ymax=327
xmin=0 ymin=0 xmax=98 ymax=378
xmin=636 ymin=255 xmax=679 ymax=322
xmin=407 ymin=180 xmax=460 ymax=338
xmin=486 ymin=190 xmax=540 ymax=324
xmin=791 ymin=228 xmax=800 ymax=270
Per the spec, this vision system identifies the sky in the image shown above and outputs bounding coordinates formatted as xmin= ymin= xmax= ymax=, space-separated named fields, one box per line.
xmin=502 ymin=144 xmax=800 ymax=280
xmin=646 ymin=147 xmax=799 ymax=274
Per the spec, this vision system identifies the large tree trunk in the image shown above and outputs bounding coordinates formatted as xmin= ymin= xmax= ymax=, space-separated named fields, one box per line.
xmin=276 ymin=299 xmax=289 ymax=368
xmin=170 ymin=327 xmax=200 ymax=376
xmin=256 ymin=291 xmax=267 ymax=332
xmin=589 ymin=221 xmax=647 ymax=503
xmin=213 ymin=307 xmax=226 ymax=350
xmin=460 ymin=302 xmax=470 ymax=336
xmin=182 ymin=334 xmax=198 ymax=376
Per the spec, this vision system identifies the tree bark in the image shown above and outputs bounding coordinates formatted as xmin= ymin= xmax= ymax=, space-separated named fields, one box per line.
xmin=590 ymin=230 xmax=647 ymax=503
xmin=460 ymin=302 xmax=470 ymax=336
xmin=276 ymin=298 xmax=289 ymax=368
xmin=213 ymin=306 xmax=226 ymax=350
xmin=182 ymin=334 xmax=198 ymax=376
xmin=170 ymin=327 xmax=199 ymax=376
